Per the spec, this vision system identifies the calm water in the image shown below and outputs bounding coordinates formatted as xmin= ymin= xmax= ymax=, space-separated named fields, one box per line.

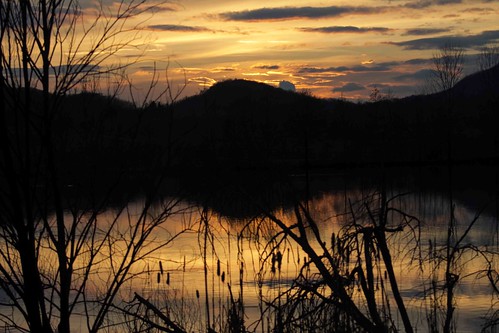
xmin=4 ymin=166 xmax=496 ymax=332
xmin=115 ymin=166 xmax=499 ymax=333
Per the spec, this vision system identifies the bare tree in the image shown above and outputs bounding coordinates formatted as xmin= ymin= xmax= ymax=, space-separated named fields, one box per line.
xmin=477 ymin=45 xmax=499 ymax=72
xmin=0 ymin=1 xmax=189 ymax=333
xmin=430 ymin=44 xmax=465 ymax=94
xmin=261 ymin=191 xmax=419 ymax=333
xmin=258 ymin=188 xmax=499 ymax=333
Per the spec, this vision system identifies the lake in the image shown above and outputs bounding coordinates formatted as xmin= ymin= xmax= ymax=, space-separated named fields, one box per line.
xmin=104 ymin=165 xmax=498 ymax=333
xmin=1 ymin=165 xmax=496 ymax=332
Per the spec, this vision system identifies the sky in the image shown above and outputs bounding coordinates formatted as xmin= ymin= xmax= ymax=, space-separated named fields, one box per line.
xmin=96 ymin=0 xmax=499 ymax=100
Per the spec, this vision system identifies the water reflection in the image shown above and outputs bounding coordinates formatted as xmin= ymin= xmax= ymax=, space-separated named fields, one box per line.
xmin=123 ymin=166 xmax=498 ymax=332
xmin=9 ymin=167 xmax=492 ymax=331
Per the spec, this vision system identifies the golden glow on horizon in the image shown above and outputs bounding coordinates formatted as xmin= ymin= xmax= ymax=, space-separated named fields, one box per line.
xmin=86 ymin=0 xmax=499 ymax=100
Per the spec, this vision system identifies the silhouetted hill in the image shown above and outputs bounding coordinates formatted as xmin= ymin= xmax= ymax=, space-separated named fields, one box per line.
xmin=6 ymin=66 xmax=498 ymax=186
xmin=174 ymin=79 xmax=326 ymax=117
xmin=450 ymin=63 xmax=499 ymax=98
xmin=152 ymin=65 xmax=498 ymax=170
xmin=3 ymin=67 xmax=497 ymax=215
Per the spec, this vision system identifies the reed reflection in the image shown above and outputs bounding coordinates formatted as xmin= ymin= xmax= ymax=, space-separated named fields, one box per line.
xmin=118 ymin=170 xmax=498 ymax=333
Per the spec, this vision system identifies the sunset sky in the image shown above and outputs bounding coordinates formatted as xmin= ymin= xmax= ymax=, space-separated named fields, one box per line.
xmin=107 ymin=0 xmax=499 ymax=100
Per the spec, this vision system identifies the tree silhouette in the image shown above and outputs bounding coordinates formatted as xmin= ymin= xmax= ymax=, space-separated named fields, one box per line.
xmin=0 ymin=1 xmax=186 ymax=332
xmin=430 ymin=44 xmax=464 ymax=94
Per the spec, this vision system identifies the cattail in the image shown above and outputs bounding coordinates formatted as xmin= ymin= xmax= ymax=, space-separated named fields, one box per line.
xmin=221 ymin=271 xmax=225 ymax=283
xmin=276 ymin=251 xmax=282 ymax=271
xmin=159 ymin=261 xmax=164 ymax=275
xmin=166 ymin=272 xmax=170 ymax=285
xmin=331 ymin=233 xmax=336 ymax=251
xmin=157 ymin=272 xmax=160 ymax=284
xmin=196 ymin=290 xmax=200 ymax=299
xmin=217 ymin=259 xmax=221 ymax=277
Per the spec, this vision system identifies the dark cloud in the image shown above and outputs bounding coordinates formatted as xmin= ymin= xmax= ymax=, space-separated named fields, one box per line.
xmin=212 ymin=67 xmax=236 ymax=72
xmin=219 ymin=6 xmax=384 ymax=21
xmin=146 ymin=4 xmax=178 ymax=13
xmin=405 ymin=0 xmax=463 ymax=9
xmin=332 ymin=83 xmax=365 ymax=92
xmin=403 ymin=28 xmax=451 ymax=36
xmin=80 ymin=0 xmax=178 ymax=13
xmin=148 ymin=24 xmax=210 ymax=32
xmin=300 ymin=26 xmax=391 ymax=34
xmin=367 ymin=83 xmax=391 ymax=88
xmin=299 ymin=62 xmax=395 ymax=74
xmin=404 ymin=58 xmax=433 ymax=65
xmin=55 ymin=64 xmax=101 ymax=74
xmin=391 ymin=30 xmax=499 ymax=50
xmin=405 ymin=0 xmax=496 ymax=9
xmin=465 ymin=7 xmax=496 ymax=13
xmin=299 ymin=66 xmax=348 ymax=73
xmin=350 ymin=64 xmax=395 ymax=72
xmin=394 ymin=69 xmax=433 ymax=82
xmin=253 ymin=65 xmax=280 ymax=70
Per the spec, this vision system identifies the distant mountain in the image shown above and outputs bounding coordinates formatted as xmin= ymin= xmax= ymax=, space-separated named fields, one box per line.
xmin=399 ymin=63 xmax=499 ymax=104
xmin=7 ymin=66 xmax=497 ymax=185
xmin=169 ymin=65 xmax=498 ymax=170
xmin=173 ymin=79 xmax=327 ymax=119
xmin=450 ymin=63 xmax=499 ymax=98
xmin=4 ymin=66 xmax=496 ymax=213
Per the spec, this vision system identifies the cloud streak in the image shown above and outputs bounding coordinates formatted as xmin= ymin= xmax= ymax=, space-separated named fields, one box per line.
xmin=148 ymin=24 xmax=211 ymax=32
xmin=394 ymin=69 xmax=433 ymax=82
xmin=405 ymin=0 xmax=463 ymax=9
xmin=300 ymin=26 xmax=391 ymax=34
xmin=332 ymin=82 xmax=365 ymax=92
xmin=404 ymin=0 xmax=496 ymax=9
xmin=403 ymin=28 xmax=451 ymax=36
xmin=253 ymin=65 xmax=280 ymax=70
xmin=391 ymin=30 xmax=499 ymax=50
xmin=299 ymin=62 xmax=396 ymax=74
xmin=219 ymin=6 xmax=385 ymax=21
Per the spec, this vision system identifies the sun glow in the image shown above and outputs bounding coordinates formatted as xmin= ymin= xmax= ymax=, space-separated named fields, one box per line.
xmin=71 ymin=0 xmax=499 ymax=100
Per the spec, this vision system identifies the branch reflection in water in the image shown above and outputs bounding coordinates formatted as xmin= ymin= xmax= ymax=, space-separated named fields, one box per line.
xmin=117 ymin=167 xmax=499 ymax=333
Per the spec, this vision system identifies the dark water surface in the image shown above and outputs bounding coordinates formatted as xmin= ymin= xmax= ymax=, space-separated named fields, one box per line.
xmin=131 ymin=165 xmax=498 ymax=332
